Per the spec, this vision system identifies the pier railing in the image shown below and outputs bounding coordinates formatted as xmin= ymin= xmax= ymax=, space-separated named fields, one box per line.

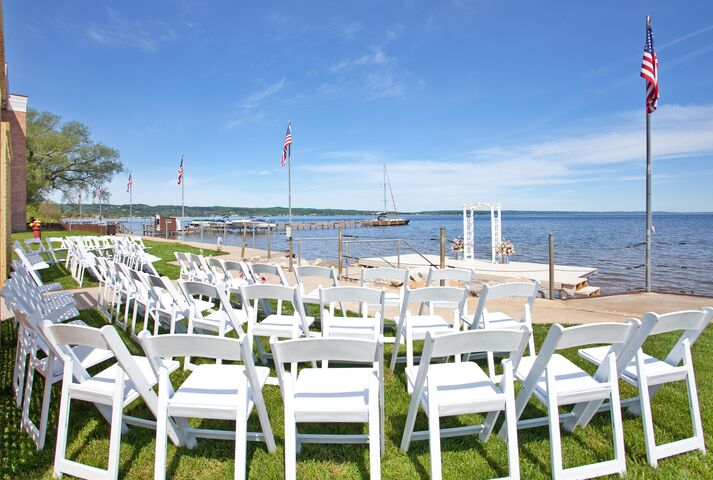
xmin=294 ymin=234 xmax=437 ymax=279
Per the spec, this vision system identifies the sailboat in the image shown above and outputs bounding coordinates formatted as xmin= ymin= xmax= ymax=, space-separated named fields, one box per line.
xmin=363 ymin=164 xmax=410 ymax=227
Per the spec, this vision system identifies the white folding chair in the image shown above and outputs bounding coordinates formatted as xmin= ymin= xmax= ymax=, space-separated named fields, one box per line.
xmin=361 ymin=266 xmax=408 ymax=310
xmin=240 ymin=284 xmax=314 ymax=369
xmin=320 ymin=286 xmax=385 ymax=340
xmin=421 ymin=266 xmax=474 ymax=316
xmin=575 ymin=308 xmax=712 ymax=467
xmin=42 ymin=321 xmax=184 ymax=480
xmin=294 ymin=265 xmax=339 ymax=309
xmin=139 ymin=332 xmax=276 ymax=480
xmin=500 ymin=321 xmax=639 ymax=480
xmin=468 ymin=281 xmax=540 ymax=377
xmin=178 ymin=281 xmax=246 ymax=370
xmin=249 ymin=262 xmax=289 ymax=286
xmin=389 ymin=286 xmax=467 ymax=373
xmin=271 ymin=336 xmax=384 ymax=480
xmin=401 ymin=327 xmax=530 ymax=480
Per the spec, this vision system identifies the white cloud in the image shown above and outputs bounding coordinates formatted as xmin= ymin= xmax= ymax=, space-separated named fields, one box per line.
xmin=242 ymin=79 xmax=287 ymax=107
xmin=87 ymin=7 xmax=176 ymax=53
xmin=299 ymin=103 xmax=713 ymax=210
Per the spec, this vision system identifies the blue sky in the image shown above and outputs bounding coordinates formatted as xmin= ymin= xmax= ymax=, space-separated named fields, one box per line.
xmin=5 ymin=1 xmax=713 ymax=211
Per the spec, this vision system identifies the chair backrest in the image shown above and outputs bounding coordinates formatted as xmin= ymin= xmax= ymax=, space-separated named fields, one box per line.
xmin=320 ymin=286 xmax=386 ymax=335
xmin=424 ymin=267 xmax=474 ymax=287
xmin=223 ymin=260 xmax=254 ymax=284
xmin=294 ymin=265 xmax=338 ymax=285
xmin=272 ymin=336 xmax=382 ymax=365
xmin=139 ymin=331 xmax=246 ymax=363
xmin=618 ymin=309 xmax=713 ymax=372
xmin=179 ymin=280 xmax=245 ymax=336
xmin=413 ymin=327 xmax=530 ymax=387
xmin=12 ymin=256 xmax=44 ymax=287
xmin=41 ymin=321 xmax=112 ymax=385
xmin=471 ymin=281 xmax=540 ymax=327
xmin=206 ymin=257 xmax=229 ymax=283
xmin=427 ymin=326 xmax=530 ymax=364
xmin=402 ymin=286 xmax=468 ymax=314
xmin=361 ymin=266 xmax=409 ymax=285
xmin=249 ymin=263 xmax=288 ymax=285
xmin=240 ymin=284 xmax=309 ymax=334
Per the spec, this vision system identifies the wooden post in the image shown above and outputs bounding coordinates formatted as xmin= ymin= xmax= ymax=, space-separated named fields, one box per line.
xmin=0 ymin=123 xmax=12 ymax=289
xmin=439 ymin=227 xmax=446 ymax=286
xmin=337 ymin=226 xmax=343 ymax=277
xmin=549 ymin=233 xmax=555 ymax=300
xmin=267 ymin=227 xmax=271 ymax=259
xmin=241 ymin=228 xmax=247 ymax=259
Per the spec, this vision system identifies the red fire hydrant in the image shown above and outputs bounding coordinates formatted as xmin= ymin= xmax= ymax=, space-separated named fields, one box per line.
xmin=31 ymin=219 xmax=42 ymax=240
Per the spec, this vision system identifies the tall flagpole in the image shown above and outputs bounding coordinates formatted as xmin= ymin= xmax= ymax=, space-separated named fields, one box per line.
xmin=129 ymin=183 xmax=133 ymax=219
xmin=181 ymin=154 xmax=185 ymax=218
xmin=287 ymin=121 xmax=293 ymax=271
xmin=645 ymin=15 xmax=653 ymax=293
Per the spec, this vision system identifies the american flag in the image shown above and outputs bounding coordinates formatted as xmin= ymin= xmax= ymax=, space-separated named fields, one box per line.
xmin=178 ymin=156 xmax=184 ymax=185
xmin=126 ymin=174 xmax=133 ymax=192
xmin=95 ymin=187 xmax=101 ymax=198
xmin=77 ymin=192 xmax=81 ymax=203
xmin=281 ymin=122 xmax=292 ymax=167
xmin=641 ymin=19 xmax=659 ymax=113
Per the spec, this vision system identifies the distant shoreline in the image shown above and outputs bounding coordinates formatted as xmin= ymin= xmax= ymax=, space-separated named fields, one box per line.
xmin=57 ymin=204 xmax=713 ymax=219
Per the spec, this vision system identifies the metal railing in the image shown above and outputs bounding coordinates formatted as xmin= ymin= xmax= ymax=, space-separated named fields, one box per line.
xmin=294 ymin=230 xmax=438 ymax=279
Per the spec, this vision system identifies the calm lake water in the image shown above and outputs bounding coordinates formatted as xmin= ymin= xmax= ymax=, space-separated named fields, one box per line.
xmin=124 ymin=212 xmax=713 ymax=296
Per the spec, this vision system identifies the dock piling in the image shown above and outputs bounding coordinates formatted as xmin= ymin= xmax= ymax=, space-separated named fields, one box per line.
xmin=549 ymin=233 xmax=555 ymax=299
xmin=338 ymin=226 xmax=343 ymax=277
xmin=439 ymin=228 xmax=446 ymax=286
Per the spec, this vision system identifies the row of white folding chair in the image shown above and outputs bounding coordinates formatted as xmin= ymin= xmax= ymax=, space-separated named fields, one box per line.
xmin=0 ymin=273 xmax=112 ymax=450
xmin=570 ymin=308 xmax=713 ymax=468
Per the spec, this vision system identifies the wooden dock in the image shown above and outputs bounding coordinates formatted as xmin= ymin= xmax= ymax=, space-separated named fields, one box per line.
xmin=279 ymin=220 xmax=366 ymax=230
xmin=358 ymin=254 xmax=599 ymax=298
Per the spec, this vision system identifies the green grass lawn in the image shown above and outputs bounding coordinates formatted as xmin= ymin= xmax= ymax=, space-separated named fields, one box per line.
xmin=1 ymin=306 xmax=712 ymax=480
xmin=9 ymin=230 xmax=227 ymax=289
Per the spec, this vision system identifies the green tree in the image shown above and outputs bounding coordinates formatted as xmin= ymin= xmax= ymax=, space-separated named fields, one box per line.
xmin=26 ymin=109 xmax=123 ymax=203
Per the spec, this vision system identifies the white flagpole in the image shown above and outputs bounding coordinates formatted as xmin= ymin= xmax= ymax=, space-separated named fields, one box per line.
xmin=287 ymin=121 xmax=293 ymax=271
xmin=129 ymin=182 xmax=133 ymax=220
xmin=181 ymin=154 xmax=185 ymax=219
xmin=645 ymin=15 xmax=653 ymax=293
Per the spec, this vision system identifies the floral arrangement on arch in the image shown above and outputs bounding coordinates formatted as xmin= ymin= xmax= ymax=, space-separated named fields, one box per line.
xmin=496 ymin=240 xmax=515 ymax=256
xmin=452 ymin=237 xmax=464 ymax=252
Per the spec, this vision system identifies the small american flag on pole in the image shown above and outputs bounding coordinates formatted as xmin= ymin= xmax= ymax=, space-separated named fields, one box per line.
xmin=641 ymin=19 xmax=659 ymax=113
xmin=95 ymin=187 xmax=101 ymax=198
xmin=281 ymin=122 xmax=292 ymax=167
xmin=126 ymin=174 xmax=133 ymax=192
xmin=177 ymin=156 xmax=184 ymax=185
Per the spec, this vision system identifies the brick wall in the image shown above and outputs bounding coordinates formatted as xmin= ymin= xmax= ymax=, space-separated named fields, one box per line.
xmin=7 ymin=94 xmax=27 ymax=232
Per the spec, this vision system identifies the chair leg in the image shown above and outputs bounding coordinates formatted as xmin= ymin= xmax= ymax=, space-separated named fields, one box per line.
xmin=234 ymin=384 xmax=248 ymax=480
xmin=505 ymin=398 xmax=521 ymax=480
xmin=427 ymin=403 xmax=443 ymax=480
xmin=106 ymin=370 xmax=125 ymax=479
xmin=37 ymin=360 xmax=55 ymax=450
xmin=685 ymin=351 xmax=706 ymax=456
xmin=368 ymin=380 xmax=381 ymax=479
xmin=546 ymin=369 xmax=564 ymax=480
xmin=54 ymin=368 xmax=72 ymax=478
xmin=284 ymin=406 xmax=297 ymax=480
xmin=608 ymin=366 xmax=627 ymax=476
xmin=154 ymin=373 xmax=169 ymax=480
xmin=636 ymin=353 xmax=658 ymax=468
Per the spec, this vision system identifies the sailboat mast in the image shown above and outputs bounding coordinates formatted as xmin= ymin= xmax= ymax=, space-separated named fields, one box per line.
xmin=383 ymin=164 xmax=387 ymax=213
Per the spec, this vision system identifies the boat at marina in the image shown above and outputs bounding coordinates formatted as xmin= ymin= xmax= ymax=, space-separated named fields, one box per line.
xmin=363 ymin=164 xmax=410 ymax=227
